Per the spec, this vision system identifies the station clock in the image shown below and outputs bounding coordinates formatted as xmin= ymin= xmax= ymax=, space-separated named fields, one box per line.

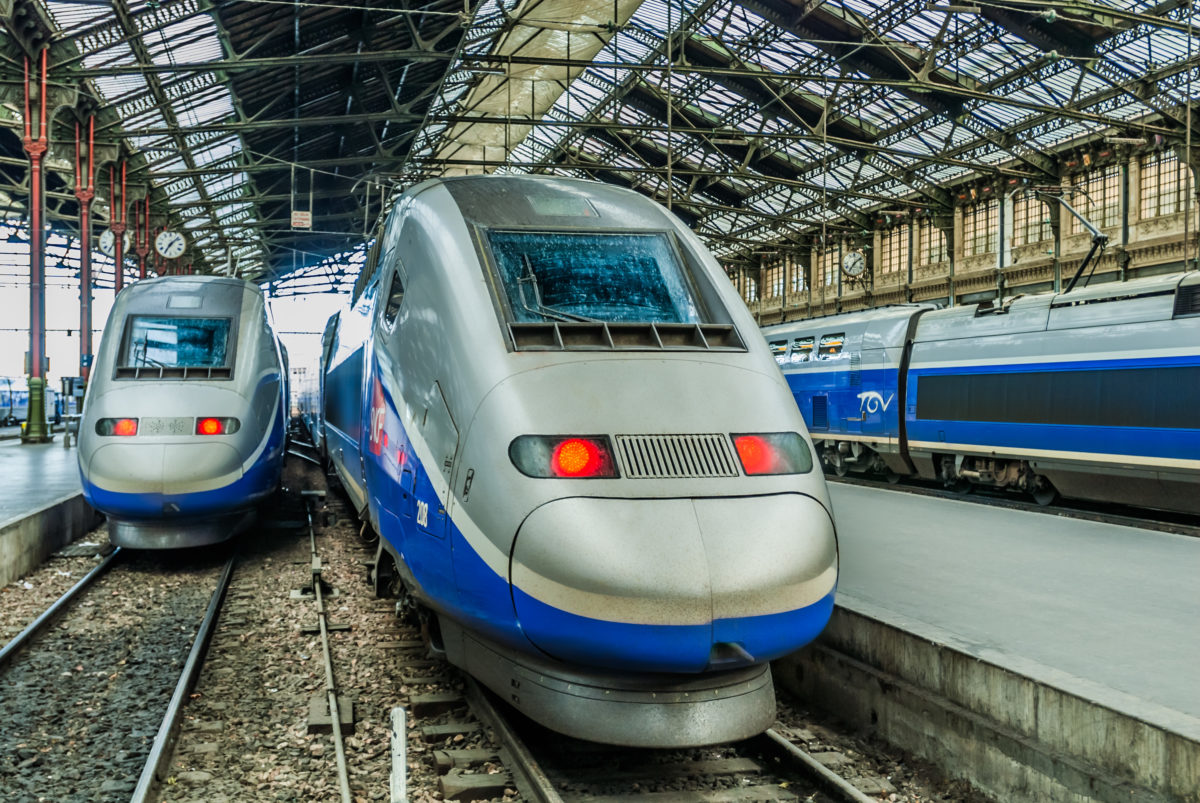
xmin=155 ymin=230 xmax=186 ymax=259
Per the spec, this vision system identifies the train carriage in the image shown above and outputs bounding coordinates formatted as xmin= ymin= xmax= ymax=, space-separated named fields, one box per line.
xmin=78 ymin=276 xmax=288 ymax=548
xmin=767 ymin=272 xmax=1200 ymax=514
xmin=321 ymin=175 xmax=839 ymax=747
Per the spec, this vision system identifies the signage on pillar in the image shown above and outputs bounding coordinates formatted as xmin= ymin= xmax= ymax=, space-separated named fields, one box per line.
xmin=291 ymin=209 xmax=312 ymax=229
xmin=81 ymin=354 xmax=94 ymax=367
xmin=25 ymin=353 xmax=50 ymax=374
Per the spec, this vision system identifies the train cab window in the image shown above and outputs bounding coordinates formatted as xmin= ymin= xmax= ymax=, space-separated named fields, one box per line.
xmin=769 ymin=340 xmax=788 ymax=365
xmin=790 ymin=337 xmax=814 ymax=364
xmin=485 ymin=230 xmax=708 ymax=324
xmin=817 ymin=334 xmax=845 ymax=360
xmin=120 ymin=317 xmax=231 ymax=370
xmin=382 ymin=269 xmax=405 ymax=328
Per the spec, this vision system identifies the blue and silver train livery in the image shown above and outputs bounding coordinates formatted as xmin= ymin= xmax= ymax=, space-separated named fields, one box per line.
xmin=321 ymin=175 xmax=839 ymax=747
xmin=78 ymin=276 xmax=288 ymax=548
xmin=764 ymin=271 xmax=1200 ymax=513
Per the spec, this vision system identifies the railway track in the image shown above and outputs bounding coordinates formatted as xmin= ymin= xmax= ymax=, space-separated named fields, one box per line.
xmin=399 ymin=674 xmax=889 ymax=802
xmin=0 ymin=540 xmax=235 ymax=801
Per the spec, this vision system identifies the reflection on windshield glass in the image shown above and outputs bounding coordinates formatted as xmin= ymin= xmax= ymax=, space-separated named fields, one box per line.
xmin=121 ymin=317 xmax=231 ymax=368
xmin=487 ymin=231 xmax=703 ymax=324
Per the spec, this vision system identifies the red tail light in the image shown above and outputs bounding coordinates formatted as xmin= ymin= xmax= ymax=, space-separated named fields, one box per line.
xmin=732 ymin=432 xmax=814 ymax=476
xmin=509 ymin=435 xmax=618 ymax=478
xmin=96 ymin=418 xmax=138 ymax=436
xmin=195 ymin=417 xmax=240 ymax=435
xmin=552 ymin=438 xmax=603 ymax=477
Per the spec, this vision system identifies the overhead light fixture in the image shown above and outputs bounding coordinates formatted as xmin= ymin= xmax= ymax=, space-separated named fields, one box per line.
xmin=468 ymin=67 xmax=507 ymax=76
xmin=926 ymin=4 xmax=981 ymax=12
xmin=1103 ymin=136 xmax=1147 ymax=145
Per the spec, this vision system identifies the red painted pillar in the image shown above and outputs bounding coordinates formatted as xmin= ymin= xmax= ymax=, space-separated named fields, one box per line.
xmin=21 ymin=50 xmax=50 ymax=442
xmin=74 ymin=117 xmax=96 ymax=381
xmin=134 ymin=196 xmax=149 ymax=280
xmin=111 ymin=162 xmax=127 ymax=294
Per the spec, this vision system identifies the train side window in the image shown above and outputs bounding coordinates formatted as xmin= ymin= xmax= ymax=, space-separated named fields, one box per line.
xmin=790 ymin=337 xmax=814 ymax=363
xmin=383 ymin=269 xmax=405 ymax=328
xmin=817 ymin=333 xmax=845 ymax=360
xmin=769 ymin=340 xmax=788 ymax=365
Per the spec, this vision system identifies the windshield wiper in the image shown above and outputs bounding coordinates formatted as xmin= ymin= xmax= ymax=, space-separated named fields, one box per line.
xmin=517 ymin=256 xmax=601 ymax=323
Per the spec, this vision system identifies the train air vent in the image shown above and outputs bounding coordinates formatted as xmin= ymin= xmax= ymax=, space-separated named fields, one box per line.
xmin=614 ymin=434 xmax=739 ymax=479
xmin=508 ymin=322 xmax=746 ymax=352
xmin=849 ymin=354 xmax=862 ymax=386
xmin=114 ymin=366 xmax=233 ymax=380
xmin=811 ymin=395 xmax=829 ymax=430
xmin=1174 ymin=285 xmax=1200 ymax=317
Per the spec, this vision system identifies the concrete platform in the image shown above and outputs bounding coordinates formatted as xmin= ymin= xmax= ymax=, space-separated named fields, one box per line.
xmin=775 ymin=483 xmax=1200 ymax=803
xmin=0 ymin=440 xmax=99 ymax=585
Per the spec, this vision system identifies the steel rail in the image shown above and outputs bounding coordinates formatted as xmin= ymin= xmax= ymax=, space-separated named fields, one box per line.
xmin=463 ymin=678 xmax=564 ymax=803
xmin=764 ymin=729 xmax=878 ymax=803
xmin=303 ymin=493 xmax=354 ymax=803
xmin=131 ymin=552 xmax=237 ymax=803
xmin=0 ymin=546 xmax=122 ymax=670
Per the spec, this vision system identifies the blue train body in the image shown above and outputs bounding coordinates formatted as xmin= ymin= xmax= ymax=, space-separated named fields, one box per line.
xmin=763 ymin=272 xmax=1200 ymax=513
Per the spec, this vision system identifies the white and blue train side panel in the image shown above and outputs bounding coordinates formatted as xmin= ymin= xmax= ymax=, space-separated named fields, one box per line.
xmin=78 ymin=276 xmax=288 ymax=548
xmin=324 ymin=175 xmax=839 ymax=747
xmin=0 ymin=376 xmax=18 ymax=424
xmin=763 ymin=305 xmax=933 ymax=477
xmin=906 ymin=272 xmax=1200 ymax=513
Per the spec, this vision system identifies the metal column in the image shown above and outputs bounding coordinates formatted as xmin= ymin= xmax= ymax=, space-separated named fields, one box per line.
xmin=134 ymin=196 xmax=149 ymax=280
xmin=110 ymin=162 xmax=128 ymax=294
xmin=74 ymin=117 xmax=96 ymax=381
xmin=21 ymin=50 xmax=50 ymax=444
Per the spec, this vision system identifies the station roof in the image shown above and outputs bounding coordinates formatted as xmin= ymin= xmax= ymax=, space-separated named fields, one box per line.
xmin=1 ymin=0 xmax=1198 ymax=285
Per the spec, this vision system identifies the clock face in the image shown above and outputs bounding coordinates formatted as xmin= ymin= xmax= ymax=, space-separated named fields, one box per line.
xmin=156 ymin=230 xmax=186 ymax=259
xmin=98 ymin=229 xmax=130 ymax=258
xmin=842 ymin=250 xmax=866 ymax=277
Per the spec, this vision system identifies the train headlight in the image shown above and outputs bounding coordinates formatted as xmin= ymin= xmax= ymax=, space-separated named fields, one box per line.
xmin=732 ymin=432 xmax=813 ymax=475
xmin=196 ymin=417 xmax=241 ymax=436
xmin=96 ymin=418 xmax=139 ymax=436
xmin=509 ymin=435 xmax=618 ymax=478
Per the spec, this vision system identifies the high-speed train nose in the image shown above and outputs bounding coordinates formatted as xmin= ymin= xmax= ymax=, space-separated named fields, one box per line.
xmin=85 ymin=441 xmax=244 ymax=518
xmin=509 ymin=493 xmax=837 ymax=673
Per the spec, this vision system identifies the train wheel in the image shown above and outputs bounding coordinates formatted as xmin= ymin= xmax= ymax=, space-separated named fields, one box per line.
xmin=1030 ymin=479 xmax=1058 ymax=507
xmin=885 ymin=470 xmax=901 ymax=485
xmin=369 ymin=541 xmax=398 ymax=598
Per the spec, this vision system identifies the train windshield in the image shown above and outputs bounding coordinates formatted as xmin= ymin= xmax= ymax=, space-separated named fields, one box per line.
xmin=486 ymin=231 xmax=705 ymax=323
xmin=120 ymin=317 xmax=231 ymax=369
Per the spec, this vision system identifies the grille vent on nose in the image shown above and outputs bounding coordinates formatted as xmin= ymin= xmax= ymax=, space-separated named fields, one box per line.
xmin=615 ymin=434 xmax=739 ymax=479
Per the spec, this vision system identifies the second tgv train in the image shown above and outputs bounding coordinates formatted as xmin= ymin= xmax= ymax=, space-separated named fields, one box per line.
xmin=317 ymin=175 xmax=838 ymax=747
xmin=0 ymin=377 xmax=60 ymax=425
xmin=78 ymin=276 xmax=288 ymax=548
xmin=763 ymin=271 xmax=1200 ymax=514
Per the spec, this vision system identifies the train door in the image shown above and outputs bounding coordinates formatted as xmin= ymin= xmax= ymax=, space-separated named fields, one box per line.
xmin=857 ymin=350 xmax=892 ymax=438
xmin=417 ymin=381 xmax=458 ymax=537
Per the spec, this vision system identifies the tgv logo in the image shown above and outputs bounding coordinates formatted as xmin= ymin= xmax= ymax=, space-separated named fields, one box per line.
xmin=857 ymin=390 xmax=894 ymax=416
xmin=369 ymin=377 xmax=386 ymax=455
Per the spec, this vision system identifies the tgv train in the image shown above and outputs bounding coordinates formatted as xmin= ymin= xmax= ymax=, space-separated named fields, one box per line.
xmin=763 ymin=271 xmax=1200 ymax=514
xmin=0 ymin=377 xmax=59 ymax=425
xmin=320 ymin=175 xmax=838 ymax=747
xmin=0 ymin=377 xmax=26 ymax=425
xmin=79 ymin=276 xmax=288 ymax=548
